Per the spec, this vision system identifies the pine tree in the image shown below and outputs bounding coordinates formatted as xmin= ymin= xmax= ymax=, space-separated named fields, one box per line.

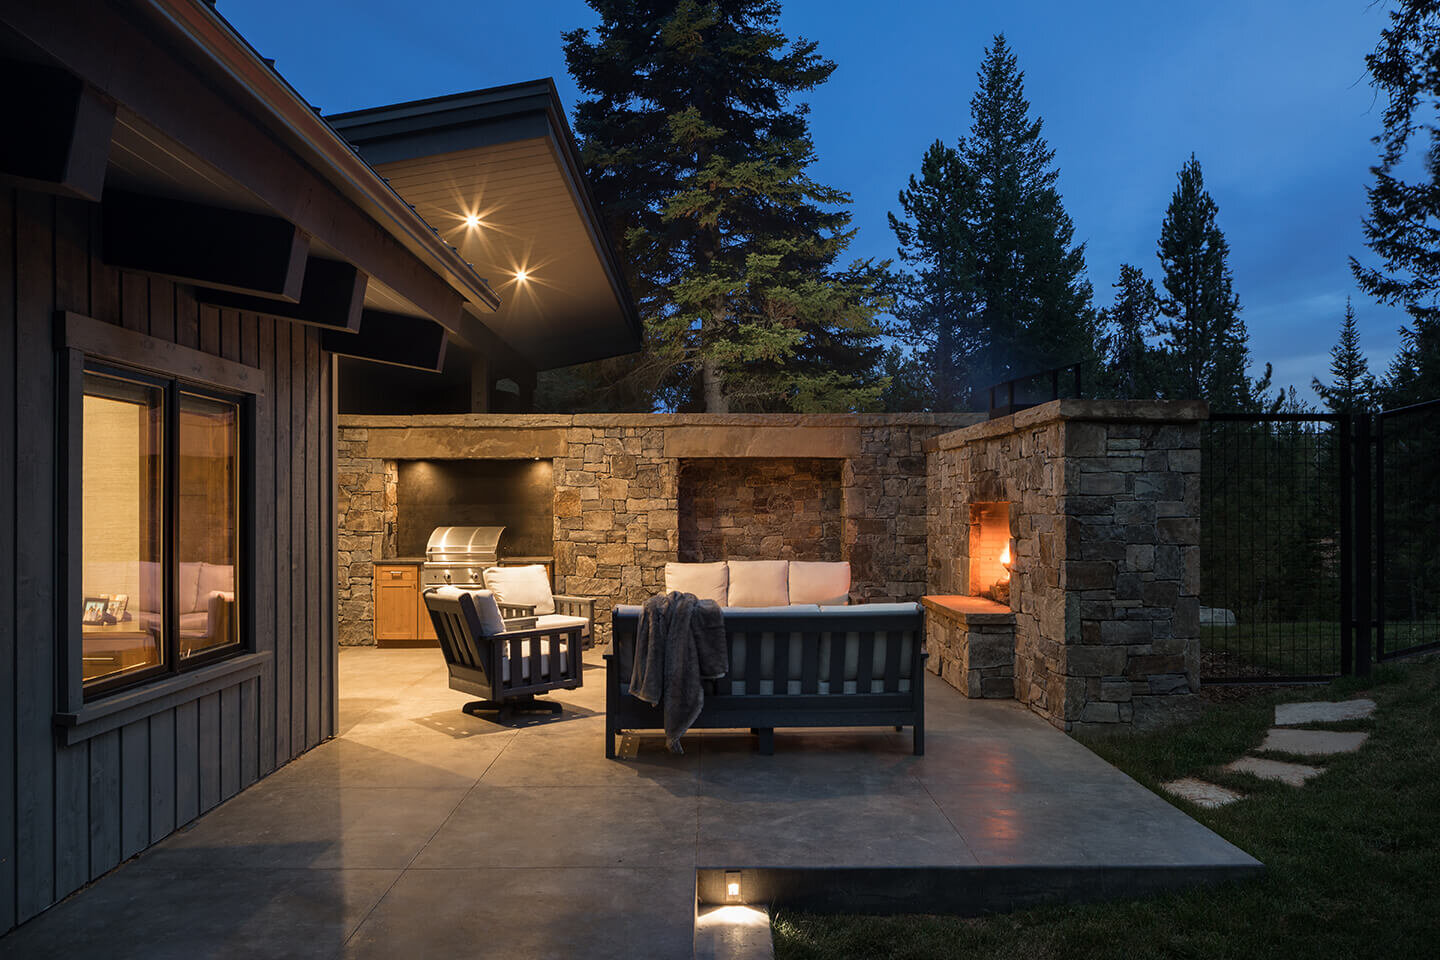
xmin=1155 ymin=155 xmax=1271 ymax=409
xmin=1352 ymin=0 xmax=1440 ymax=404
xmin=886 ymin=35 xmax=1097 ymax=406
xmin=961 ymin=35 xmax=1097 ymax=389
xmin=563 ymin=1 xmax=886 ymax=412
xmin=1311 ymin=299 xmax=1376 ymax=414
xmin=1100 ymin=264 xmax=1162 ymax=400
xmin=887 ymin=140 xmax=976 ymax=410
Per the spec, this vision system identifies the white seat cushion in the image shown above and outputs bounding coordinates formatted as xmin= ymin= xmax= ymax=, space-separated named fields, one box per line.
xmin=663 ymin=562 xmax=729 ymax=605
xmin=482 ymin=564 xmax=555 ymax=615
xmin=499 ymin=639 xmax=571 ymax=684
xmin=726 ymin=560 xmax=789 ymax=607
xmin=535 ymin=614 xmax=589 ymax=632
xmin=788 ymin=561 xmax=851 ymax=605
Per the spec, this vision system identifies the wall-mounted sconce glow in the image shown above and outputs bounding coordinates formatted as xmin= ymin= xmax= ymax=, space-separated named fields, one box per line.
xmin=724 ymin=871 xmax=742 ymax=903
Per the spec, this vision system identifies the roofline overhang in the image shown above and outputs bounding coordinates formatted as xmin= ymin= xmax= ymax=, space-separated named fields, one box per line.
xmin=136 ymin=0 xmax=501 ymax=316
xmin=328 ymin=79 xmax=644 ymax=355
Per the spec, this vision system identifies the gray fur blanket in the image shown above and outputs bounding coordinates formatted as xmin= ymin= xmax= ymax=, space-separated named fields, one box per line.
xmin=629 ymin=591 xmax=727 ymax=753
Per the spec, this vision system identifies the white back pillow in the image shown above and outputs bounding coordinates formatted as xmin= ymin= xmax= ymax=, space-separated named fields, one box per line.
xmin=664 ymin=562 xmax=728 ymax=605
xmin=788 ymin=561 xmax=851 ymax=605
xmin=726 ymin=560 xmax=789 ymax=607
xmin=482 ymin=564 xmax=555 ymax=615
xmin=432 ymin=586 xmax=506 ymax=637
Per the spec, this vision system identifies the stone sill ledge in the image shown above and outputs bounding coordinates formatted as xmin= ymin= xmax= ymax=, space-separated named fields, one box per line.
xmin=339 ymin=412 xmax=985 ymax=429
xmin=925 ymin=399 xmax=1209 ymax=452
xmin=922 ymin=595 xmax=1015 ymax=625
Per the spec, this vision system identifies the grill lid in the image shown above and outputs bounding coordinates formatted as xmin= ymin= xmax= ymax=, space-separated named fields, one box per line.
xmin=425 ymin=525 xmax=506 ymax=563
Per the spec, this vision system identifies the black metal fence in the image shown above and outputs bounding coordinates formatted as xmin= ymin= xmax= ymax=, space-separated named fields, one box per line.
xmin=1200 ymin=414 xmax=1348 ymax=682
xmin=1377 ymin=398 xmax=1440 ymax=661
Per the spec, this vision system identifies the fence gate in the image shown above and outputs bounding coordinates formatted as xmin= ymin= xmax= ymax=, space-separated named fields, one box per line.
xmin=1376 ymin=398 xmax=1440 ymax=661
xmin=1200 ymin=414 xmax=1349 ymax=682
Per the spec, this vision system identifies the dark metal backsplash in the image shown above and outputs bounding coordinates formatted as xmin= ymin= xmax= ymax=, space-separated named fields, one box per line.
xmin=396 ymin=459 xmax=554 ymax=559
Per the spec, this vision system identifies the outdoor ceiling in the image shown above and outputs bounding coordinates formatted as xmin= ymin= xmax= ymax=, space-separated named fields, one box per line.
xmin=326 ymin=80 xmax=641 ymax=372
xmin=371 ymin=136 xmax=627 ymax=366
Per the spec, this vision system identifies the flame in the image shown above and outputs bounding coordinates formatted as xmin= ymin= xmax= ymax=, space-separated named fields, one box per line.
xmin=1000 ymin=542 xmax=1012 ymax=566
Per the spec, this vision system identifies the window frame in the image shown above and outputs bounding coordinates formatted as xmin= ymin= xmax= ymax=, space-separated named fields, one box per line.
xmin=56 ymin=312 xmax=263 ymax=713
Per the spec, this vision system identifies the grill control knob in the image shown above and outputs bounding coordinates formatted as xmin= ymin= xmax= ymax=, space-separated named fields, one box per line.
xmin=468 ymin=568 xmax=480 ymax=583
xmin=443 ymin=570 xmax=452 ymax=584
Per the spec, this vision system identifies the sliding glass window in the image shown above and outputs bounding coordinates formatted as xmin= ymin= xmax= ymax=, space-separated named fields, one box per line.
xmin=81 ymin=365 xmax=244 ymax=698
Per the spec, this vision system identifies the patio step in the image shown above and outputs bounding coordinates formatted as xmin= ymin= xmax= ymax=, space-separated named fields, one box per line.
xmin=694 ymin=863 xmax=1261 ymax=917
xmin=694 ymin=905 xmax=774 ymax=960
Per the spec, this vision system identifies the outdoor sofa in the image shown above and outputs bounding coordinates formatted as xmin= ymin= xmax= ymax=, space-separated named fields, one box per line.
xmin=606 ymin=600 xmax=926 ymax=756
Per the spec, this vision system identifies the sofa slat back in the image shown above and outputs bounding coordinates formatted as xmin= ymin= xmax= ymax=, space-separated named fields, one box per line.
xmin=611 ymin=605 xmax=924 ymax=697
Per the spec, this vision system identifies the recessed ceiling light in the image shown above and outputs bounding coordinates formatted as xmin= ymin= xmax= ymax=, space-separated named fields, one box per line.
xmin=515 ymin=268 xmax=529 ymax=282
xmin=463 ymin=213 xmax=480 ymax=228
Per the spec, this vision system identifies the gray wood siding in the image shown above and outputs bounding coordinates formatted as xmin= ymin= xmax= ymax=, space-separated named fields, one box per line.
xmin=1 ymin=188 xmax=336 ymax=933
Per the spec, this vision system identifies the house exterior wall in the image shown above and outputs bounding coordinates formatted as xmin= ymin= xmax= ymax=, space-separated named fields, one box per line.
xmin=926 ymin=401 xmax=1206 ymax=731
xmin=336 ymin=414 xmax=980 ymax=646
xmin=0 ymin=189 xmax=336 ymax=933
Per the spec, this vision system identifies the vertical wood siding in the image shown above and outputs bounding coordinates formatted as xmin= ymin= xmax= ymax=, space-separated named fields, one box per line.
xmin=0 ymin=188 xmax=336 ymax=933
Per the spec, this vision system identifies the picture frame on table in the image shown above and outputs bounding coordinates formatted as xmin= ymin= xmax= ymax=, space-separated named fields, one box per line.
xmin=82 ymin=596 xmax=110 ymax=625
xmin=107 ymin=594 xmax=129 ymax=620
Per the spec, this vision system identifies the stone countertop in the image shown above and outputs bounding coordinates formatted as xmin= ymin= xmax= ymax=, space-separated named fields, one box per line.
xmin=922 ymin=595 xmax=1016 ymax=623
xmin=373 ymin=556 xmax=555 ymax=564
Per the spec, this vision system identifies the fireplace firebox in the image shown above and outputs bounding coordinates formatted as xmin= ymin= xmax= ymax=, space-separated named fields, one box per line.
xmin=968 ymin=502 xmax=1013 ymax=604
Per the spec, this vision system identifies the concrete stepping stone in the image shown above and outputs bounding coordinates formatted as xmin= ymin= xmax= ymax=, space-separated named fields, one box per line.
xmin=1274 ymin=699 xmax=1376 ymax=726
xmin=1259 ymin=728 xmax=1368 ymax=756
xmin=1224 ymin=755 xmax=1322 ymax=786
xmin=1161 ymin=777 xmax=1244 ymax=808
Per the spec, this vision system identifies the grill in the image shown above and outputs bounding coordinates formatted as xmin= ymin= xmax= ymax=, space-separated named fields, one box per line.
xmin=423 ymin=525 xmax=506 ymax=588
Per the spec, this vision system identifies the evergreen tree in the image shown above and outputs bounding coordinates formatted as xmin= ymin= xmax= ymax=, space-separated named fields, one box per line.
xmin=887 ymin=140 xmax=976 ymax=410
xmin=1352 ymin=0 xmax=1440 ymax=404
xmin=563 ymin=1 xmax=886 ymax=412
xmin=1099 ymin=264 xmax=1162 ymax=400
xmin=886 ymin=34 xmax=1097 ymax=406
xmin=1155 ymin=155 xmax=1271 ymax=409
xmin=1311 ymin=299 xmax=1376 ymax=414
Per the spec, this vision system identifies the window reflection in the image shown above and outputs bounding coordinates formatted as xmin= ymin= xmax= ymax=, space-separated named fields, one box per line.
xmin=81 ymin=374 xmax=164 ymax=685
xmin=178 ymin=393 xmax=240 ymax=659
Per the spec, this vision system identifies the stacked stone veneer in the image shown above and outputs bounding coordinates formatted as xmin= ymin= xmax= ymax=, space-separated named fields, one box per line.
xmin=927 ymin=400 xmax=1207 ymax=731
xmin=337 ymin=413 xmax=978 ymax=646
xmin=678 ymin=458 xmax=842 ymax=562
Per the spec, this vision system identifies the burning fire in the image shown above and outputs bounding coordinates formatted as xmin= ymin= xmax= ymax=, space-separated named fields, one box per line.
xmin=998 ymin=541 xmax=1012 ymax=583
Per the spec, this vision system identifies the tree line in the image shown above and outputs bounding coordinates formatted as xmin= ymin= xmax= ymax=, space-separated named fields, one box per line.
xmin=541 ymin=0 xmax=1440 ymax=416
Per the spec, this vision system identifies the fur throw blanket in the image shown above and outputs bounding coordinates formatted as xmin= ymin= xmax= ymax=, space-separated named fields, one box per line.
xmin=629 ymin=591 xmax=727 ymax=753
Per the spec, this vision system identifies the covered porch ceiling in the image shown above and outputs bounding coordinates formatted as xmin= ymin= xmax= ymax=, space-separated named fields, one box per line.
xmin=328 ymin=81 xmax=643 ymax=371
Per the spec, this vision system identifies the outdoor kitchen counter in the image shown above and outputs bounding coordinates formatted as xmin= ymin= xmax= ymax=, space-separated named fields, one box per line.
xmin=922 ymin=595 xmax=1017 ymax=700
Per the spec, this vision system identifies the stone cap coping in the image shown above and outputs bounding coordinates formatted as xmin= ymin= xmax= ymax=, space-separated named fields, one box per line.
xmin=924 ymin=399 xmax=1209 ymax=452
xmin=339 ymin=412 xmax=984 ymax=429
xmin=921 ymin=595 xmax=1016 ymax=624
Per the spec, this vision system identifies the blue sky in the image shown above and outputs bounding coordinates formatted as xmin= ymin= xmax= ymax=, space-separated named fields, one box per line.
xmin=224 ymin=0 xmax=1403 ymax=400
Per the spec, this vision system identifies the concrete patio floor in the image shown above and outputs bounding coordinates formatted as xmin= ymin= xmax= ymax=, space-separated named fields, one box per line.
xmin=2 ymin=647 xmax=1260 ymax=959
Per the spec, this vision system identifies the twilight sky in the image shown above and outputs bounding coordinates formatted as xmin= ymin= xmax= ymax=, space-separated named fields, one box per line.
xmin=223 ymin=0 xmax=1403 ymax=400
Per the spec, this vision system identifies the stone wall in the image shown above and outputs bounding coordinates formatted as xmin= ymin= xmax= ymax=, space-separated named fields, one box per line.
xmin=678 ymin=458 xmax=842 ymax=563
xmin=337 ymin=413 xmax=977 ymax=646
xmin=927 ymin=400 xmax=1206 ymax=732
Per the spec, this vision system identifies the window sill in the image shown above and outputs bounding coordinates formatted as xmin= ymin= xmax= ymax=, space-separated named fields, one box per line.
xmin=55 ymin=651 xmax=272 ymax=745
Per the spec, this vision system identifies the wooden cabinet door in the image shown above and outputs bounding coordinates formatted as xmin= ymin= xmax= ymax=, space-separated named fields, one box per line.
xmin=374 ymin=566 xmax=418 ymax=641
xmin=416 ymin=588 xmax=437 ymax=641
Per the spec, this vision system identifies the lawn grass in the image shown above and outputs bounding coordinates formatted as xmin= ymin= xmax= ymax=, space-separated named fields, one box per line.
xmin=771 ymin=659 xmax=1440 ymax=960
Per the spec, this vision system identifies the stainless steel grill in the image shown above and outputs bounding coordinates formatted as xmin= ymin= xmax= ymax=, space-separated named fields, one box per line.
xmin=423 ymin=525 xmax=506 ymax=587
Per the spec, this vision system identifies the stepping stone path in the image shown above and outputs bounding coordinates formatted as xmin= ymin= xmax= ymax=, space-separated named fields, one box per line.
xmin=1160 ymin=777 xmax=1245 ymax=808
xmin=1258 ymin=728 xmax=1369 ymax=757
xmin=1274 ymin=698 xmax=1375 ymax=725
xmin=1161 ymin=698 xmax=1375 ymax=806
xmin=1223 ymin=756 xmax=1320 ymax=787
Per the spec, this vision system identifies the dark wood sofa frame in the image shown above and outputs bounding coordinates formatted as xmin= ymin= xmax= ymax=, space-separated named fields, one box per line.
xmin=605 ymin=605 xmax=926 ymax=756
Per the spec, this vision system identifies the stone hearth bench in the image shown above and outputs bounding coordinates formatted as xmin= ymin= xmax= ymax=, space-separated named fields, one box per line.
xmin=606 ymin=603 xmax=926 ymax=756
xmin=922 ymin=595 xmax=1015 ymax=699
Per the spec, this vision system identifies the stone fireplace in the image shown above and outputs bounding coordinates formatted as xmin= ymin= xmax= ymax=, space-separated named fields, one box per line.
xmin=967 ymin=502 xmax=1013 ymax=603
